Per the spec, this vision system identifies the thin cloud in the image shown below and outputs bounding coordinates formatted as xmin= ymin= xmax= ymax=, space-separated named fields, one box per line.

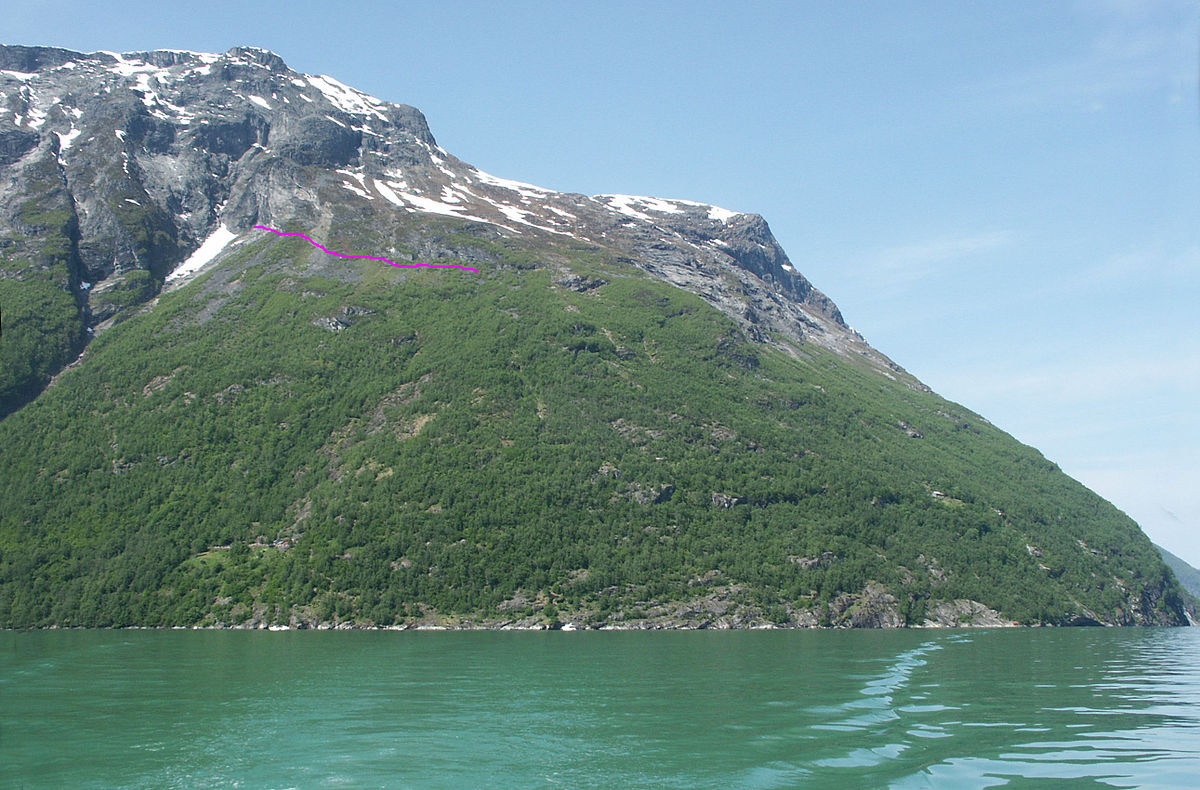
xmin=963 ymin=2 xmax=1196 ymax=112
xmin=931 ymin=350 xmax=1200 ymax=406
xmin=1070 ymin=462 xmax=1200 ymax=563
xmin=856 ymin=231 xmax=1012 ymax=288
xmin=1161 ymin=506 xmax=1185 ymax=525
xmin=1075 ymin=244 xmax=1200 ymax=286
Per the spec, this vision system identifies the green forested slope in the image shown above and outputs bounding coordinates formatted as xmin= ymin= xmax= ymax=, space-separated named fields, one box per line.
xmin=0 ymin=223 xmax=1185 ymax=628
xmin=0 ymin=158 xmax=86 ymax=419
xmin=1157 ymin=545 xmax=1200 ymax=603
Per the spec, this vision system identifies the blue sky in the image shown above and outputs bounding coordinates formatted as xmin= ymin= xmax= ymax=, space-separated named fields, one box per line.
xmin=9 ymin=1 xmax=1199 ymax=563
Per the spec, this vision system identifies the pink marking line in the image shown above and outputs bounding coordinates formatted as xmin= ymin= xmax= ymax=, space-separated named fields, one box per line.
xmin=253 ymin=225 xmax=479 ymax=273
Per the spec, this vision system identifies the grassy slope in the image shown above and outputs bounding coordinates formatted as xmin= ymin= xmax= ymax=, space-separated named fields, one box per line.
xmin=0 ymin=218 xmax=1185 ymax=627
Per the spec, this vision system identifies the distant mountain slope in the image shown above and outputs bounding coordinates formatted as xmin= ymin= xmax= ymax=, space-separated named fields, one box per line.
xmin=0 ymin=45 xmax=1187 ymax=628
xmin=1157 ymin=545 xmax=1200 ymax=600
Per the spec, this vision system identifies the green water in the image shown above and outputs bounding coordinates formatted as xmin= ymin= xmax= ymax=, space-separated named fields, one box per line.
xmin=3 ymin=628 xmax=1199 ymax=788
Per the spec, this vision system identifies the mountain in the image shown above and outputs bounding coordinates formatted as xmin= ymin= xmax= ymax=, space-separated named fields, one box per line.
xmin=1156 ymin=545 xmax=1200 ymax=604
xmin=0 ymin=45 xmax=1188 ymax=629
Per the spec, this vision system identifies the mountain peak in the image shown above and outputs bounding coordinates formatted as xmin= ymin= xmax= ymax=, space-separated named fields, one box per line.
xmin=224 ymin=45 xmax=290 ymax=72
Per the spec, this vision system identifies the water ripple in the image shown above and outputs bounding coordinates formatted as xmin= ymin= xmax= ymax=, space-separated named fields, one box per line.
xmin=4 ymin=628 xmax=1200 ymax=788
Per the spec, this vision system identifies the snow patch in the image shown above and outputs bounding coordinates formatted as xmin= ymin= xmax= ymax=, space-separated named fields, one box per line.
xmin=595 ymin=195 xmax=660 ymax=223
xmin=597 ymin=194 xmax=740 ymax=224
xmin=166 ymin=225 xmax=238 ymax=282
xmin=56 ymin=127 xmax=82 ymax=151
xmin=619 ymin=195 xmax=685 ymax=215
xmin=99 ymin=51 xmax=160 ymax=78
xmin=341 ymin=181 xmax=374 ymax=200
xmin=336 ymin=168 xmax=371 ymax=198
xmin=497 ymin=205 xmax=533 ymax=224
xmin=379 ymin=172 xmax=409 ymax=190
xmin=335 ymin=168 xmax=367 ymax=186
xmin=444 ymin=184 xmax=581 ymax=239
xmin=373 ymin=179 xmax=405 ymax=208
xmin=480 ymin=198 xmax=578 ymax=238
xmin=25 ymin=105 xmax=47 ymax=129
xmin=134 ymin=73 xmax=162 ymax=109
xmin=248 ymin=95 xmax=272 ymax=110
xmin=0 ymin=69 xmax=36 ymax=81
xmin=114 ymin=129 xmax=126 ymax=140
xmin=655 ymin=196 xmax=740 ymax=220
xmin=305 ymin=74 xmax=388 ymax=121
xmin=382 ymin=190 xmax=497 ymax=228
xmin=393 ymin=191 xmax=470 ymax=218
xmin=129 ymin=72 xmax=192 ymax=122
xmin=469 ymin=168 xmax=556 ymax=199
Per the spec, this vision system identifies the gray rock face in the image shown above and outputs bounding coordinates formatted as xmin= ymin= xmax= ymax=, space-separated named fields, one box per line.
xmin=0 ymin=43 xmax=910 ymax=389
xmin=0 ymin=126 xmax=38 ymax=164
xmin=710 ymin=492 xmax=745 ymax=508
xmin=273 ymin=113 xmax=362 ymax=168
xmin=0 ymin=45 xmax=79 ymax=72
xmin=922 ymin=600 xmax=1015 ymax=628
xmin=629 ymin=484 xmax=674 ymax=505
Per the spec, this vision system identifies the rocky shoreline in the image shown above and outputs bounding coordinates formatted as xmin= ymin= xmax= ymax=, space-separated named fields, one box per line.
xmin=90 ymin=593 xmax=1029 ymax=632
xmin=26 ymin=579 xmax=1178 ymax=631
xmin=25 ymin=581 xmax=1188 ymax=631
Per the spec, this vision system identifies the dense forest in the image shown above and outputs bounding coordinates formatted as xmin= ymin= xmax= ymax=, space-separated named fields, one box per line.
xmin=0 ymin=219 xmax=1187 ymax=628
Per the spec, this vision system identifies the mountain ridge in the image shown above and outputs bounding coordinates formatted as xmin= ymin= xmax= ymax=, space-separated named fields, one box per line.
xmin=0 ymin=43 xmax=902 ymax=411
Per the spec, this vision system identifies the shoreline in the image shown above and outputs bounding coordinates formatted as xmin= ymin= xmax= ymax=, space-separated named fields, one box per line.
xmin=12 ymin=620 xmax=1179 ymax=632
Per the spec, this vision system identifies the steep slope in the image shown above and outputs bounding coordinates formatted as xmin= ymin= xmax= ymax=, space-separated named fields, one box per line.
xmin=1157 ymin=545 xmax=1200 ymax=604
xmin=0 ymin=46 xmax=1187 ymax=628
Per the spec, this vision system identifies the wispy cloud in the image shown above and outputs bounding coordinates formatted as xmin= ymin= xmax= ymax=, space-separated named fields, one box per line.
xmin=855 ymin=231 xmax=1013 ymax=289
xmin=922 ymin=345 xmax=1200 ymax=562
xmin=930 ymin=350 xmax=1200 ymax=409
xmin=964 ymin=1 xmax=1197 ymax=112
xmin=1073 ymin=244 xmax=1200 ymax=287
xmin=1071 ymin=461 xmax=1200 ymax=565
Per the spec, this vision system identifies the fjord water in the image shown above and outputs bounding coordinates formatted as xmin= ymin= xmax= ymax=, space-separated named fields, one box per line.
xmin=4 ymin=629 xmax=1200 ymax=788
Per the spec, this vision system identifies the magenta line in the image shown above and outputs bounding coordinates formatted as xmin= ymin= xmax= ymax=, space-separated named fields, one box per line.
xmin=252 ymin=225 xmax=479 ymax=273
